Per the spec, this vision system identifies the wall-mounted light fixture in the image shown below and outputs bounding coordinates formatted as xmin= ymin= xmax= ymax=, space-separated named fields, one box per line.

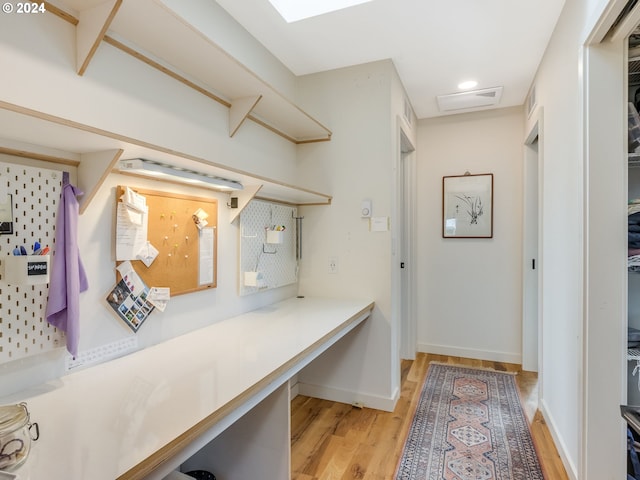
xmin=118 ymin=158 xmax=243 ymax=191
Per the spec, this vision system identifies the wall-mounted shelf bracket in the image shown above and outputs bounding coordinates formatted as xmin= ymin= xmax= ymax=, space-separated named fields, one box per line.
xmin=230 ymin=95 xmax=263 ymax=137
xmin=229 ymin=184 xmax=263 ymax=223
xmin=78 ymin=148 xmax=124 ymax=214
xmin=76 ymin=0 xmax=122 ymax=75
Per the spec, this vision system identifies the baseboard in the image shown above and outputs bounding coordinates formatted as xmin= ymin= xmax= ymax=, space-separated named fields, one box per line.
xmin=418 ymin=342 xmax=521 ymax=365
xmin=290 ymin=380 xmax=300 ymax=400
xmin=539 ymin=398 xmax=578 ymax=480
xmin=297 ymin=382 xmax=399 ymax=412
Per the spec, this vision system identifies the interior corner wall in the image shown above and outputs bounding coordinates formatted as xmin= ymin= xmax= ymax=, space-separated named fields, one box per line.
xmin=293 ymin=60 xmax=398 ymax=410
xmin=416 ymin=106 xmax=524 ymax=364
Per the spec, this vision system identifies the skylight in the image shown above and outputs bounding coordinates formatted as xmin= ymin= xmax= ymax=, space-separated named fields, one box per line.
xmin=268 ymin=0 xmax=373 ymax=23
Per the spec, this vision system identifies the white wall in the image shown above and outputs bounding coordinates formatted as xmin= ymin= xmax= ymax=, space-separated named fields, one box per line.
xmin=0 ymin=9 xmax=298 ymax=184
xmin=0 ymin=7 xmax=302 ymax=397
xmin=526 ymin=0 xmax=628 ymax=478
xmin=524 ymin=4 xmax=584 ymax=475
xmin=0 ymin=6 xmax=405 ymax=414
xmin=416 ymin=107 xmax=524 ymax=364
xmin=294 ymin=60 xmax=408 ymax=410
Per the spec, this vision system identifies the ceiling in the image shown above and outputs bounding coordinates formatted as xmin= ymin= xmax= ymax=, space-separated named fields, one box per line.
xmin=214 ymin=0 xmax=566 ymax=119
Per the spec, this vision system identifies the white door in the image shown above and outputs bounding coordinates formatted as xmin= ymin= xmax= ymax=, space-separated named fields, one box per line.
xmin=523 ymin=126 xmax=540 ymax=372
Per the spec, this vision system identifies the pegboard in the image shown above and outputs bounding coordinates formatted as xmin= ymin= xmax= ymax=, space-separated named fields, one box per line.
xmin=0 ymin=162 xmax=64 ymax=363
xmin=239 ymin=200 xmax=297 ymax=296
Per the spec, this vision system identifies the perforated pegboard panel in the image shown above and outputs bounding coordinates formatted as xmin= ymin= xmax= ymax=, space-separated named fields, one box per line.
xmin=239 ymin=200 xmax=297 ymax=296
xmin=0 ymin=162 xmax=64 ymax=363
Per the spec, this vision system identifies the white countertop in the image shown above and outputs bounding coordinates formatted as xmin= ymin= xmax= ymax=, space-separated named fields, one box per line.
xmin=6 ymin=297 xmax=374 ymax=480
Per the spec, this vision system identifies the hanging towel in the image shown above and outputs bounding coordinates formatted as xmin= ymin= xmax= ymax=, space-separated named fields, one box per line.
xmin=45 ymin=173 xmax=88 ymax=358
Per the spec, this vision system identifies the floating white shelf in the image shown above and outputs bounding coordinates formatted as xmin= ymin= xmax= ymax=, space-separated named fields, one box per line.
xmin=50 ymin=0 xmax=333 ymax=144
xmin=0 ymin=103 xmax=332 ymax=215
xmin=0 ymin=0 xmax=335 ymax=213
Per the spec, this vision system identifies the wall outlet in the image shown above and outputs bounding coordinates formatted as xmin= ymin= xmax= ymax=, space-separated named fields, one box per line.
xmin=328 ymin=256 xmax=338 ymax=274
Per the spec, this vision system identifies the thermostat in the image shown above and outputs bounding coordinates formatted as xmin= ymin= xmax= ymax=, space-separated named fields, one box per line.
xmin=361 ymin=200 xmax=372 ymax=218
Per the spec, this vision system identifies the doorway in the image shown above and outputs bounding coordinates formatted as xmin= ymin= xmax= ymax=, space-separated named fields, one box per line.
xmin=523 ymin=119 xmax=541 ymax=373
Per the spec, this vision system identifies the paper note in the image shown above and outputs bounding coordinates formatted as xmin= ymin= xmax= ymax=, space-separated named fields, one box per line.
xmin=107 ymin=264 xmax=155 ymax=332
xmin=193 ymin=207 xmax=209 ymax=230
xmin=199 ymin=227 xmax=215 ymax=285
xmin=120 ymin=187 xmax=147 ymax=226
xmin=116 ymin=202 xmax=148 ymax=260
xmin=147 ymin=287 xmax=170 ymax=312
xmin=136 ymin=241 xmax=159 ymax=268
xmin=116 ymin=261 xmax=146 ymax=296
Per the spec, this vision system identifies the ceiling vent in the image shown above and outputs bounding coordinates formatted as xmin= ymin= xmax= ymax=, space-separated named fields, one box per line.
xmin=436 ymin=86 xmax=503 ymax=113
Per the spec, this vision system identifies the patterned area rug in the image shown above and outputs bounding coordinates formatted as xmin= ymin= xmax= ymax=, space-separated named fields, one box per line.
xmin=395 ymin=363 xmax=544 ymax=480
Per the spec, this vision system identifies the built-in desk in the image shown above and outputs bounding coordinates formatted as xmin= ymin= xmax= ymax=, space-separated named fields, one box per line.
xmin=6 ymin=297 xmax=374 ymax=480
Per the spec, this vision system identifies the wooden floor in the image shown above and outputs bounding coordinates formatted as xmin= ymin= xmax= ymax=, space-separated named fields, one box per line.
xmin=291 ymin=353 xmax=568 ymax=480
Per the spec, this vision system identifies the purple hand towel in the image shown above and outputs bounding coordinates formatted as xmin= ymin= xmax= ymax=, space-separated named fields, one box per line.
xmin=45 ymin=175 xmax=89 ymax=357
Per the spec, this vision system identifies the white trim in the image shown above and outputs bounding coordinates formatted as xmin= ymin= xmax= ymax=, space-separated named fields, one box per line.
xmin=417 ymin=343 xmax=521 ymax=365
xmin=297 ymin=382 xmax=399 ymax=412
xmin=582 ymin=0 xmax=628 ymax=45
xmin=581 ymin=31 xmax=627 ymax=480
xmin=398 ymin=121 xmax=417 ymax=361
xmin=608 ymin=2 xmax=640 ymax=43
xmin=539 ymin=398 xmax=579 ymax=480
xmin=522 ymin=109 xmax=544 ymax=380
xmin=289 ymin=376 xmax=300 ymax=400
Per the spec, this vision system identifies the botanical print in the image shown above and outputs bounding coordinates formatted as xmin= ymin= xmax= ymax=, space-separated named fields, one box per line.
xmin=454 ymin=194 xmax=484 ymax=226
xmin=443 ymin=174 xmax=492 ymax=238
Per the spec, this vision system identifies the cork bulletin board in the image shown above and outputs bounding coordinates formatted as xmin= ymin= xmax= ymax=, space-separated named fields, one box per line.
xmin=116 ymin=186 xmax=217 ymax=296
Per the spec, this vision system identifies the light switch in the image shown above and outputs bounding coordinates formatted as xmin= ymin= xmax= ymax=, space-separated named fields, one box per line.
xmin=370 ymin=216 xmax=389 ymax=232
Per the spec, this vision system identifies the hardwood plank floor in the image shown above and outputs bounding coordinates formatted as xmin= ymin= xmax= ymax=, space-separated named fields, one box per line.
xmin=291 ymin=353 xmax=568 ymax=480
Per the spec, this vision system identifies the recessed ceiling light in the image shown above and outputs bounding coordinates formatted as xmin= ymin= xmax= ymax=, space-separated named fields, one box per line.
xmin=458 ymin=80 xmax=479 ymax=90
xmin=268 ymin=0 xmax=373 ymax=23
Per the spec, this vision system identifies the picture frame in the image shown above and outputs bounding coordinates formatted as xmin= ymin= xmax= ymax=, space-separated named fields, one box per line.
xmin=442 ymin=173 xmax=493 ymax=238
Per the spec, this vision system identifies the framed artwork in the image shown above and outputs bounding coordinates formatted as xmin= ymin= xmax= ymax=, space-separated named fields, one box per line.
xmin=442 ymin=173 xmax=493 ymax=238
xmin=0 ymin=194 xmax=13 ymax=235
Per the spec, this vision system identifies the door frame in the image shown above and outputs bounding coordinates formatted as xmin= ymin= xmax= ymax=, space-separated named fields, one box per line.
xmin=580 ymin=2 xmax=630 ymax=476
xmin=398 ymin=123 xmax=417 ymax=361
xmin=523 ymin=114 xmax=543 ymax=375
